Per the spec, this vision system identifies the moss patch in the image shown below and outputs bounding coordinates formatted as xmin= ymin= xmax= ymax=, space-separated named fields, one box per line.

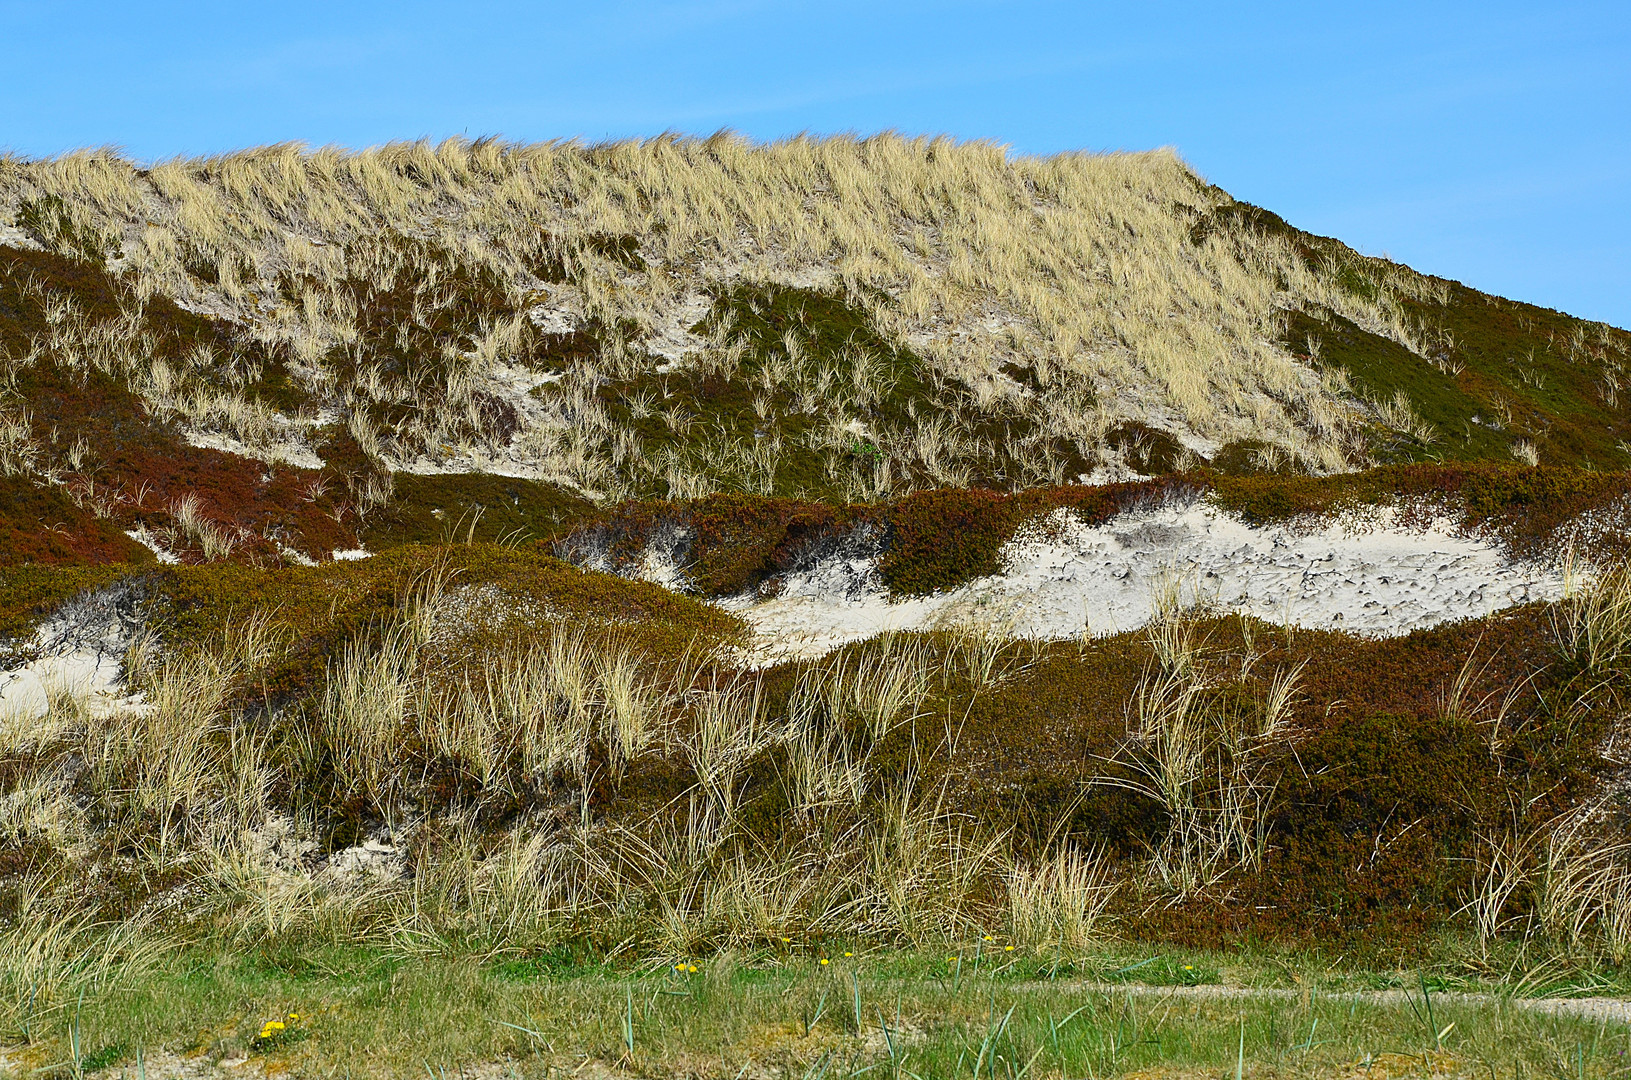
xmin=0 ymin=561 xmax=138 ymax=645
xmin=0 ymin=477 xmax=153 ymax=567
xmin=1105 ymin=422 xmax=1186 ymax=474
xmin=360 ymin=474 xmax=595 ymax=551
xmin=1283 ymin=307 xmax=1504 ymax=462
xmin=144 ymin=543 xmax=746 ymax=699
xmin=594 ymin=282 xmax=1089 ymax=500
xmin=1214 ymin=196 xmax=1631 ymax=470
xmin=562 ymin=493 xmax=864 ymax=596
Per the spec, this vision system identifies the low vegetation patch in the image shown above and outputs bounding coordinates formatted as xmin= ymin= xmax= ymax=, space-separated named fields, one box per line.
xmin=2 ymin=549 xmax=1627 ymax=944
xmin=359 ymin=473 xmax=596 ymax=551
xmin=4 ymin=941 xmax=1626 ymax=1079
xmin=1 ymin=545 xmax=1629 ymax=1075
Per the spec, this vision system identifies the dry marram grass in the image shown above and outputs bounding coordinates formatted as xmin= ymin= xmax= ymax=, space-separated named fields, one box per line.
xmin=0 ymin=136 xmax=1474 ymax=496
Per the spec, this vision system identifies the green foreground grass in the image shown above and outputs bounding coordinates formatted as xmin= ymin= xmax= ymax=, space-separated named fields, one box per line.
xmin=8 ymin=942 xmax=1631 ymax=1079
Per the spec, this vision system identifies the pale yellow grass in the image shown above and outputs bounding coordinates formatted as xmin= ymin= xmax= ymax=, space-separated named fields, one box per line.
xmin=0 ymin=135 xmax=1472 ymax=493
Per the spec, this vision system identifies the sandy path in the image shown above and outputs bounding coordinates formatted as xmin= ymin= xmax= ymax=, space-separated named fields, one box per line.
xmin=1032 ymin=981 xmax=1631 ymax=1026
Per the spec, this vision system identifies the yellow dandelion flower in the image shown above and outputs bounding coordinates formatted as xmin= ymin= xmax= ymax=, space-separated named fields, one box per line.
xmin=780 ymin=937 xmax=791 ymax=943
xmin=844 ymin=952 xmax=853 ymax=957
xmin=687 ymin=965 xmax=698 ymax=973
xmin=983 ymin=935 xmax=994 ymax=941
xmin=288 ymin=1013 xmax=300 ymax=1021
xmin=675 ymin=963 xmax=685 ymax=971
xmin=948 ymin=956 xmax=959 ymax=963
xmin=1004 ymin=945 xmax=1014 ymax=952
xmin=819 ymin=958 xmax=829 ymax=966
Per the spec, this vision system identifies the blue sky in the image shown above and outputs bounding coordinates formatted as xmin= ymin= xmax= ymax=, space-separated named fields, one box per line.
xmin=2 ymin=1 xmax=1626 ymax=327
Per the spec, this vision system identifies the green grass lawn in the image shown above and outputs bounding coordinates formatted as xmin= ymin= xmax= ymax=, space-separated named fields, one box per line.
xmin=9 ymin=941 xmax=1630 ymax=1079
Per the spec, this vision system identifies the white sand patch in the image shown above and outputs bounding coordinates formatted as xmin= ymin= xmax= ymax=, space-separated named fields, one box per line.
xmin=724 ymin=496 xmax=1570 ymax=662
xmin=324 ymin=834 xmax=406 ymax=880
xmin=568 ymin=520 xmax=694 ymax=591
xmin=392 ymin=358 xmax=566 ymax=478
xmin=126 ymin=525 xmax=180 ymax=564
xmin=183 ymin=428 xmax=325 ymax=470
xmin=642 ymin=289 xmax=713 ymax=364
xmin=0 ymin=648 xmax=126 ymax=720
xmin=0 ymin=220 xmax=42 ymax=250
xmin=717 ymin=541 xmax=939 ymax=661
xmin=527 ymin=300 xmax=581 ymax=336
xmin=0 ymin=585 xmax=144 ymax=721
xmin=278 ymin=545 xmax=318 ymax=566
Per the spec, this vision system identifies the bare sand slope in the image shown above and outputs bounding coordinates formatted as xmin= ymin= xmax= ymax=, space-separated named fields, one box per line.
xmin=722 ymin=496 xmax=1569 ymax=661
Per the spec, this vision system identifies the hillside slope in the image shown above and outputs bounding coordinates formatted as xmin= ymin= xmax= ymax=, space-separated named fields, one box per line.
xmin=1 ymin=135 xmax=1627 ymax=565
xmin=11 ymin=140 xmax=1631 ymax=1063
